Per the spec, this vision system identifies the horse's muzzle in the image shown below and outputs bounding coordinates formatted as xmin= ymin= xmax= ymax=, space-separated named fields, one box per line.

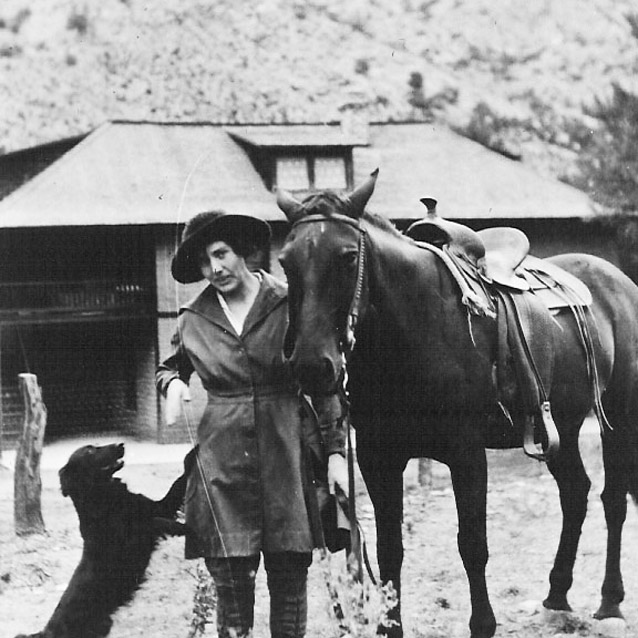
xmin=290 ymin=355 xmax=340 ymax=395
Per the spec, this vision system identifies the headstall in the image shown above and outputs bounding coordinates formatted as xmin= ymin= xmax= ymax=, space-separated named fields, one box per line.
xmin=291 ymin=213 xmax=367 ymax=356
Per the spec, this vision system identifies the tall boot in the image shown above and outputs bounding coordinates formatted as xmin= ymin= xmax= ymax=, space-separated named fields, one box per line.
xmin=206 ymin=556 xmax=258 ymax=638
xmin=265 ymin=552 xmax=311 ymax=638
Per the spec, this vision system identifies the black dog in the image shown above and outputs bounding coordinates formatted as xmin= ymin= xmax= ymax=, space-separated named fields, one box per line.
xmin=16 ymin=442 xmax=197 ymax=638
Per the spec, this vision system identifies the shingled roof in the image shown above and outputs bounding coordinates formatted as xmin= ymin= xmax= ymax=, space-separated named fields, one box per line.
xmin=352 ymin=124 xmax=596 ymax=220
xmin=0 ymin=120 xmax=596 ymax=228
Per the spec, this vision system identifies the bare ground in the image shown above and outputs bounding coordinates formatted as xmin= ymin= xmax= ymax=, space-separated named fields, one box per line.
xmin=2 ymin=421 xmax=638 ymax=638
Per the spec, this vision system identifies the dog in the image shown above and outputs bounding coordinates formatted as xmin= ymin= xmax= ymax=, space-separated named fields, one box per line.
xmin=15 ymin=442 xmax=197 ymax=638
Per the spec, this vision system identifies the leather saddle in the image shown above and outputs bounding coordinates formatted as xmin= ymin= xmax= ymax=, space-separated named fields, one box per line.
xmin=405 ymin=200 xmax=601 ymax=461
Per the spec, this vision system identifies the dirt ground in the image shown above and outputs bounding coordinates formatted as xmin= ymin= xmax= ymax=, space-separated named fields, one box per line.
xmin=2 ymin=420 xmax=638 ymax=638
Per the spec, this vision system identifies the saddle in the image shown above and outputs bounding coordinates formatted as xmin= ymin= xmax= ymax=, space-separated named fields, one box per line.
xmin=406 ymin=201 xmax=602 ymax=461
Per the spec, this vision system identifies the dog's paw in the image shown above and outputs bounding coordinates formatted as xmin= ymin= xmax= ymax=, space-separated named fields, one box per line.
xmin=183 ymin=445 xmax=199 ymax=475
xmin=153 ymin=517 xmax=187 ymax=537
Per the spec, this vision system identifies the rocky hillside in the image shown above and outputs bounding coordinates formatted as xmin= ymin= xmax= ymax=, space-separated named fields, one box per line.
xmin=1 ymin=0 xmax=636 ymax=180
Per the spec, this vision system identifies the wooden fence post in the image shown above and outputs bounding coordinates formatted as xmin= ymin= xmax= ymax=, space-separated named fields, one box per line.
xmin=14 ymin=373 xmax=47 ymax=536
xmin=418 ymin=458 xmax=433 ymax=490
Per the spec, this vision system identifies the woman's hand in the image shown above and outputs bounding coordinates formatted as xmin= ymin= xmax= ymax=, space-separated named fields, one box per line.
xmin=165 ymin=379 xmax=191 ymax=425
xmin=327 ymin=453 xmax=349 ymax=497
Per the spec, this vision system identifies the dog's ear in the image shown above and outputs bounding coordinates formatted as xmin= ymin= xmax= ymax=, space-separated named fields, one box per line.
xmin=59 ymin=464 xmax=91 ymax=497
xmin=59 ymin=464 xmax=76 ymax=497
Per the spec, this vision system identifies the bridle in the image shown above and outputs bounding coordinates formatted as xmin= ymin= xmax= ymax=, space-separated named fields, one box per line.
xmin=290 ymin=212 xmax=368 ymax=356
xmin=287 ymin=211 xmax=379 ymax=583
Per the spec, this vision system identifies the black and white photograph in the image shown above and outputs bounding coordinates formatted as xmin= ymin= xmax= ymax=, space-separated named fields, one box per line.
xmin=2 ymin=1 xmax=638 ymax=637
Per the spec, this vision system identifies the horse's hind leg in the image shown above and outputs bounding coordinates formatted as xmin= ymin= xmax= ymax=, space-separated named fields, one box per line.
xmin=594 ymin=425 xmax=632 ymax=620
xmin=544 ymin=424 xmax=591 ymax=611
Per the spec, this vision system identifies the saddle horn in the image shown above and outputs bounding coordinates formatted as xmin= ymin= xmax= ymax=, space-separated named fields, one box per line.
xmin=420 ymin=197 xmax=438 ymax=217
xmin=276 ymin=189 xmax=307 ymax=224
xmin=347 ymin=168 xmax=379 ymax=217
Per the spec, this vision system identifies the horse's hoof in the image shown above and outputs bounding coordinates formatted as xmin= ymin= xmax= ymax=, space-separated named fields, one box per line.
xmin=377 ymin=623 xmax=402 ymax=638
xmin=542 ymin=596 xmax=572 ymax=612
xmin=593 ymin=602 xmax=624 ymax=621
xmin=469 ymin=615 xmax=497 ymax=638
xmin=594 ymin=617 xmax=627 ymax=638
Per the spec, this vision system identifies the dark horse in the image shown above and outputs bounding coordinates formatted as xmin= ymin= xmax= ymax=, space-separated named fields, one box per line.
xmin=277 ymin=171 xmax=638 ymax=637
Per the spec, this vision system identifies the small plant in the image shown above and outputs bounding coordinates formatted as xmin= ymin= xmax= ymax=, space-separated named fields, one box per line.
xmin=355 ymin=58 xmax=370 ymax=76
xmin=67 ymin=7 xmax=90 ymax=35
xmin=9 ymin=8 xmax=31 ymax=34
xmin=626 ymin=12 xmax=638 ymax=40
xmin=187 ymin=561 xmax=217 ymax=638
xmin=319 ymin=551 xmax=398 ymax=637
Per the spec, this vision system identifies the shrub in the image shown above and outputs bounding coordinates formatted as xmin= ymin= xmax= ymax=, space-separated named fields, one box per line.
xmin=573 ymin=82 xmax=638 ymax=213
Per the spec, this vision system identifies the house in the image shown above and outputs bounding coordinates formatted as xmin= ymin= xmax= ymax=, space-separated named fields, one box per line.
xmin=0 ymin=120 xmax=611 ymax=447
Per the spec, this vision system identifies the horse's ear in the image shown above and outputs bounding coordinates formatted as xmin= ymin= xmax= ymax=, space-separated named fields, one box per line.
xmin=347 ymin=168 xmax=379 ymax=217
xmin=276 ymin=189 xmax=307 ymax=224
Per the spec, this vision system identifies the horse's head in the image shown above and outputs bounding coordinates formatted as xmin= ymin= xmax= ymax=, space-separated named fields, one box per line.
xmin=277 ymin=170 xmax=378 ymax=394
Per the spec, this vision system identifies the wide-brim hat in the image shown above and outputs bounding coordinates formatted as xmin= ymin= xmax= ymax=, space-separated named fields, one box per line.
xmin=171 ymin=210 xmax=271 ymax=284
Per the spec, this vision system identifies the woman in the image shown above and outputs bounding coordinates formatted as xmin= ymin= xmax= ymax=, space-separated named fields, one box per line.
xmin=156 ymin=210 xmax=348 ymax=638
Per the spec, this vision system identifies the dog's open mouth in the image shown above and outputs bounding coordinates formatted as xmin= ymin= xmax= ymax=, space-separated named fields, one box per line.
xmin=103 ymin=458 xmax=125 ymax=474
xmin=99 ymin=443 xmax=125 ymax=475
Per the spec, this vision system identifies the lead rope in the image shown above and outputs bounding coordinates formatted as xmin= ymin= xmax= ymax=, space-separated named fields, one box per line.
xmin=338 ymin=361 xmax=377 ymax=585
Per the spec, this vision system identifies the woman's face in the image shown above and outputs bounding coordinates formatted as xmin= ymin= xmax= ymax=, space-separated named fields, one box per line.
xmin=199 ymin=240 xmax=248 ymax=295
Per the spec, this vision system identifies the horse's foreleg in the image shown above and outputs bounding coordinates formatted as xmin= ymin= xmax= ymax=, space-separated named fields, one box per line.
xmin=449 ymin=448 xmax=496 ymax=638
xmin=357 ymin=449 xmax=406 ymax=638
xmin=544 ymin=430 xmax=591 ymax=612
xmin=595 ymin=429 xmax=629 ymax=620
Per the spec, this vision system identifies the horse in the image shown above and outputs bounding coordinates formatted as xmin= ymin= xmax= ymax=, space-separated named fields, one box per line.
xmin=276 ymin=171 xmax=638 ymax=638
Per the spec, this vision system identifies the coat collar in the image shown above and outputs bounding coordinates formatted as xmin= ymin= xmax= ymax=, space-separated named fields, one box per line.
xmin=182 ymin=271 xmax=288 ymax=337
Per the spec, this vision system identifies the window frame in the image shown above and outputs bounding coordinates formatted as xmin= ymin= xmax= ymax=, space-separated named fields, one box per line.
xmin=273 ymin=148 xmax=353 ymax=194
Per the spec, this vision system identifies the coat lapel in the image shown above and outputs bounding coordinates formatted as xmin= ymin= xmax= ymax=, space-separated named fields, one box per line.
xmin=182 ymin=272 xmax=288 ymax=338
xmin=242 ymin=272 xmax=288 ymax=337
xmin=182 ymin=286 xmax=236 ymax=334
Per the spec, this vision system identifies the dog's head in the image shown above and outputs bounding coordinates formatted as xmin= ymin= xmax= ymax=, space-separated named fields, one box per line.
xmin=59 ymin=443 xmax=125 ymax=497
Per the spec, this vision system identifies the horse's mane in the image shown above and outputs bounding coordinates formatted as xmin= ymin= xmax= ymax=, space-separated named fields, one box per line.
xmin=301 ymin=191 xmax=406 ymax=239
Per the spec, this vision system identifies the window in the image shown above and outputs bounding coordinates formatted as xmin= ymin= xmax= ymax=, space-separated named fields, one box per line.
xmin=275 ymin=154 xmax=348 ymax=192
xmin=314 ymin=157 xmax=347 ymax=190
xmin=276 ymin=157 xmax=309 ymax=191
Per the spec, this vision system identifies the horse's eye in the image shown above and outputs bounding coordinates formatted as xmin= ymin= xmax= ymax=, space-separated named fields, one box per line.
xmin=341 ymin=251 xmax=358 ymax=267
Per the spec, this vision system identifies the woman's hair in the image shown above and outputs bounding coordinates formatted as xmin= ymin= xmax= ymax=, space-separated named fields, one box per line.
xmin=199 ymin=227 xmax=257 ymax=259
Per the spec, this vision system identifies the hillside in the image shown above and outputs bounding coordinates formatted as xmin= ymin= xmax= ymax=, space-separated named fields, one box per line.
xmin=1 ymin=0 xmax=636 ymax=180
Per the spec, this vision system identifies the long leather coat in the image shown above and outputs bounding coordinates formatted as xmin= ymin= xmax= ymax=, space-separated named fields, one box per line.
xmin=156 ymin=272 xmax=344 ymax=559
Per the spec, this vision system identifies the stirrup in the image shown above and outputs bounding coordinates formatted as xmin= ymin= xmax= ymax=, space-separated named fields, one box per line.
xmin=523 ymin=402 xmax=560 ymax=461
